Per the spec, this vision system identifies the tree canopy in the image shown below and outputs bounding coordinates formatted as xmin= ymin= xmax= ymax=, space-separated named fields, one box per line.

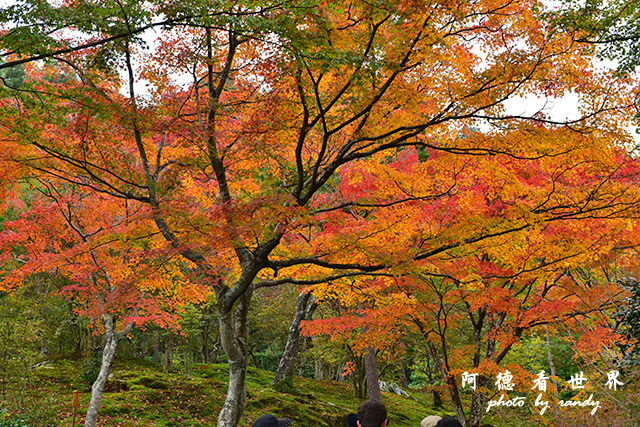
xmin=1 ymin=0 xmax=639 ymax=426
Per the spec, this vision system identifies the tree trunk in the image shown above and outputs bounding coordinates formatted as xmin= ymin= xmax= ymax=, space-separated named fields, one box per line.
xmin=420 ymin=327 xmax=467 ymax=426
xmin=468 ymin=377 xmax=488 ymax=425
xmin=315 ymin=358 xmax=326 ymax=380
xmin=272 ymin=291 xmax=316 ymax=389
xmin=84 ymin=315 xmax=118 ymax=427
xmin=399 ymin=363 xmax=409 ymax=389
xmin=358 ymin=303 xmax=382 ymax=402
xmin=202 ymin=323 xmax=210 ymax=363
xmin=468 ymin=310 xmax=487 ymax=425
xmin=297 ymin=335 xmax=310 ymax=377
xmin=163 ymin=334 xmax=173 ymax=371
xmin=444 ymin=369 xmax=467 ymax=426
xmin=546 ymin=327 xmax=559 ymax=417
xmin=216 ymin=288 xmax=251 ymax=427
xmin=432 ymin=389 xmax=442 ymax=408
xmin=153 ymin=329 xmax=160 ymax=365
xmin=355 ymin=355 xmax=366 ymax=398
xmin=181 ymin=347 xmax=191 ymax=379
xmin=364 ymin=347 xmax=382 ymax=402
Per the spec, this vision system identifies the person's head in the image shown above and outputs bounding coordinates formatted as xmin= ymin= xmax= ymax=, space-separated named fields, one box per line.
xmin=357 ymin=400 xmax=388 ymax=427
xmin=252 ymin=414 xmax=292 ymax=427
xmin=421 ymin=415 xmax=442 ymax=427
xmin=435 ymin=417 xmax=463 ymax=427
xmin=347 ymin=413 xmax=359 ymax=427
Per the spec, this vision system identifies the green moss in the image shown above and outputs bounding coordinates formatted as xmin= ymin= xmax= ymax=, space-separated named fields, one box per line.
xmin=134 ymin=376 xmax=169 ymax=390
xmin=25 ymin=358 xmax=444 ymax=426
xmin=99 ymin=404 xmax=132 ymax=416
xmin=272 ymin=377 xmax=298 ymax=395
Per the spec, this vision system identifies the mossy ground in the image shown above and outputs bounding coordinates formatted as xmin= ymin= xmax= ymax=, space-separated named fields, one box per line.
xmin=6 ymin=359 xmax=636 ymax=426
xmin=10 ymin=359 xmax=455 ymax=426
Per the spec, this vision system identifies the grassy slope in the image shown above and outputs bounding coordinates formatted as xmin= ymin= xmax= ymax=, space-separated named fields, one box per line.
xmin=27 ymin=359 xmax=451 ymax=427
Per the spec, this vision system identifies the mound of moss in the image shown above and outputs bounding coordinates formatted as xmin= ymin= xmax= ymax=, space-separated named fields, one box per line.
xmin=11 ymin=359 xmax=454 ymax=426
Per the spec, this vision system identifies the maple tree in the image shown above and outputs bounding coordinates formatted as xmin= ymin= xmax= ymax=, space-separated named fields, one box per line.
xmin=1 ymin=0 xmax=639 ymax=426
xmin=301 ymin=135 xmax=640 ymax=425
xmin=0 ymin=179 xmax=205 ymax=426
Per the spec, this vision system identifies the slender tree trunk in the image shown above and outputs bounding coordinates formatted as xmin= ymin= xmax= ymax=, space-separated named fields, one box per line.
xmin=432 ymin=389 xmax=442 ymax=408
xmin=315 ymin=358 xmax=325 ymax=380
xmin=353 ymin=355 xmax=366 ymax=399
xmin=216 ymin=288 xmax=251 ymax=427
xmin=364 ymin=347 xmax=382 ymax=402
xmin=423 ymin=354 xmax=442 ymax=408
xmin=153 ymin=329 xmax=160 ymax=365
xmin=163 ymin=334 xmax=173 ymax=371
xmin=417 ymin=321 xmax=467 ymax=426
xmin=443 ymin=366 xmax=466 ymax=426
xmin=468 ymin=377 xmax=488 ymax=425
xmin=468 ymin=309 xmax=487 ymax=425
xmin=546 ymin=327 xmax=559 ymax=417
xmin=272 ymin=291 xmax=316 ymax=389
xmin=399 ymin=363 xmax=409 ymax=389
xmin=84 ymin=315 xmax=119 ymax=427
xmin=297 ymin=335 xmax=310 ymax=377
xmin=359 ymin=303 xmax=382 ymax=402
xmin=202 ymin=324 xmax=210 ymax=363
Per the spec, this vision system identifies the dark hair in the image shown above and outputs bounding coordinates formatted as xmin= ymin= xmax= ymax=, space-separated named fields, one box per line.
xmin=357 ymin=400 xmax=387 ymax=427
xmin=253 ymin=415 xmax=278 ymax=427
xmin=252 ymin=414 xmax=292 ymax=427
xmin=436 ymin=417 xmax=463 ymax=427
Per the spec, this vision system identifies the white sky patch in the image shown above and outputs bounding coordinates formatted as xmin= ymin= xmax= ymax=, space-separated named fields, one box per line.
xmin=501 ymin=92 xmax=582 ymax=121
xmin=502 ymin=57 xmax=622 ymax=122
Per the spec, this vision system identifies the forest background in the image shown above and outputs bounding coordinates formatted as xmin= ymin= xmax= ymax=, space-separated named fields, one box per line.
xmin=1 ymin=0 xmax=640 ymax=426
